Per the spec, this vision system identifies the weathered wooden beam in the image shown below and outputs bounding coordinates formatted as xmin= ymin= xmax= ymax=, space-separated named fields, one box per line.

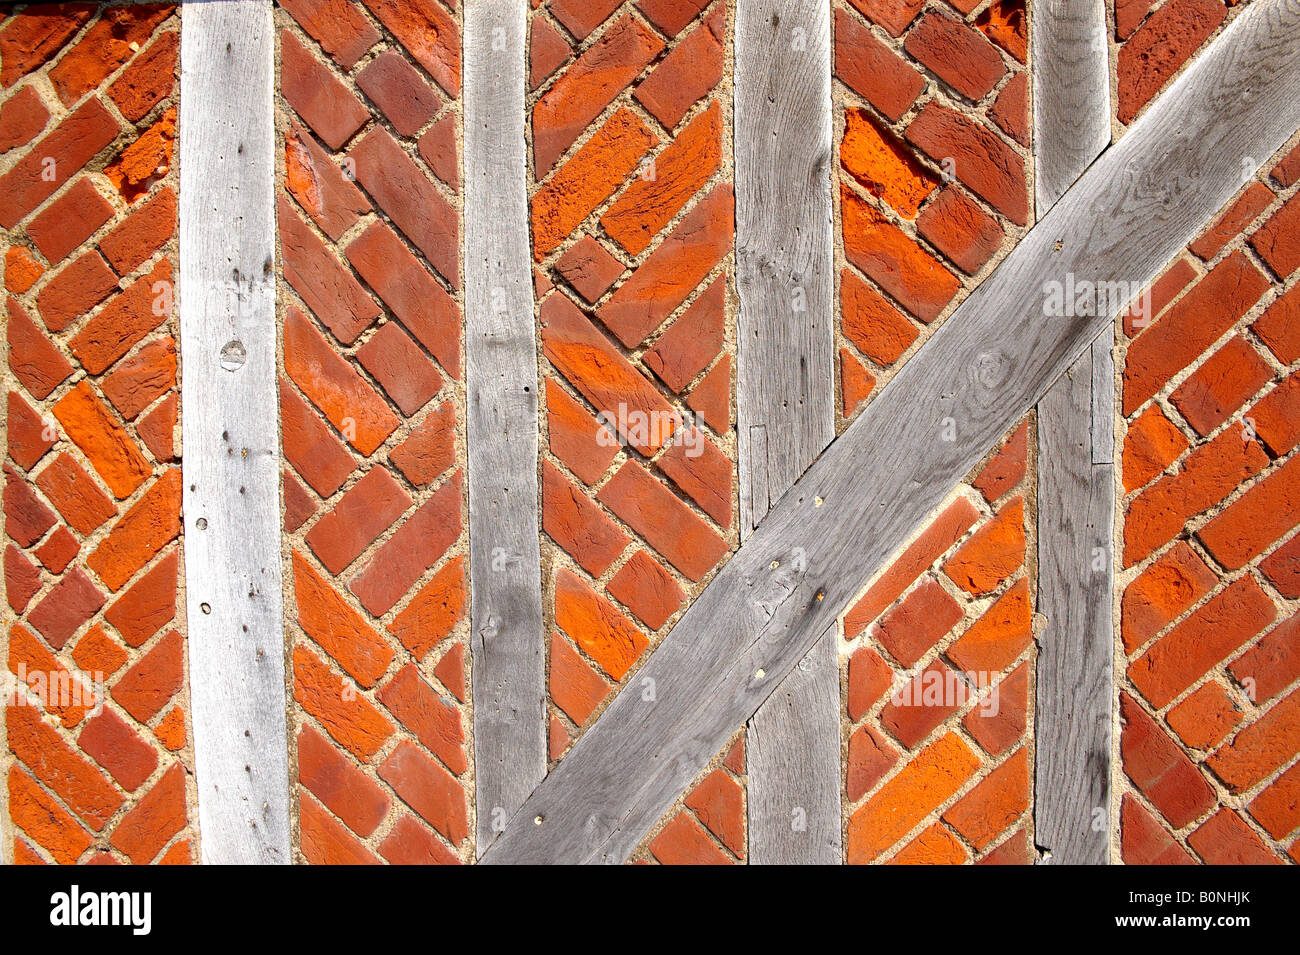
xmin=1031 ymin=0 xmax=1115 ymax=865
xmin=735 ymin=0 xmax=840 ymax=865
xmin=180 ymin=0 xmax=290 ymax=864
xmin=464 ymin=0 xmax=546 ymax=854
xmin=479 ymin=0 xmax=1300 ymax=865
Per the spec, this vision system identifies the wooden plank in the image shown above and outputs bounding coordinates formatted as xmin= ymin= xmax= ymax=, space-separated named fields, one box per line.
xmin=179 ymin=0 xmax=290 ymax=864
xmin=1032 ymin=0 xmax=1114 ymax=865
xmin=1032 ymin=0 xmax=1111 ymax=211
xmin=734 ymin=0 xmax=840 ymax=865
xmin=480 ymin=0 xmax=1300 ymax=865
xmin=464 ymin=0 xmax=546 ymax=855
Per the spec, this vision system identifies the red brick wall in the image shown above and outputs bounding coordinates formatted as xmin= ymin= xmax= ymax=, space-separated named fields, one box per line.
xmin=528 ymin=0 xmax=744 ymax=863
xmin=276 ymin=0 xmax=470 ymax=864
xmin=2 ymin=2 xmax=193 ymax=865
xmin=1117 ymin=133 xmax=1300 ymax=865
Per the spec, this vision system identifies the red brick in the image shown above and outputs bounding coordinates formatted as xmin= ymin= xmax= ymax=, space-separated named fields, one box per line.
xmin=1116 ymin=0 xmax=1158 ymax=40
xmin=98 ymin=185 xmax=175 ymax=277
xmin=8 ymin=766 xmax=93 ymax=865
xmin=297 ymin=725 xmax=390 ymax=837
xmin=5 ymin=462 xmax=56 ymax=547
xmin=8 ymin=392 xmax=52 ymax=472
xmin=107 ymin=28 xmax=177 ymax=122
xmin=71 ymin=624 xmax=127 ymax=680
xmin=1252 ymin=282 xmax=1300 ymax=365
xmin=378 ymin=740 xmax=468 ymax=844
xmin=905 ymin=12 xmax=1006 ymax=100
xmin=976 ymin=0 xmax=1027 ymax=62
xmin=1198 ymin=453 xmax=1300 ymax=570
xmin=433 ymin=642 xmax=465 ymax=704
xmin=973 ymin=421 xmax=1027 ymax=503
xmin=281 ymin=199 xmax=381 ymax=346
xmin=542 ymin=293 xmax=679 ymax=456
xmin=947 ymin=577 xmax=1032 ymax=673
xmin=530 ymin=16 xmax=572 ymax=91
xmin=1120 ymin=541 xmax=1216 ymax=653
xmin=1124 ymin=256 xmax=1196 ymax=336
xmin=5 ymin=246 xmax=46 ymax=294
xmin=842 ymin=109 xmax=937 ymax=219
xmin=550 ymin=0 xmax=623 ymax=41
xmin=846 ymin=0 xmax=925 ymax=37
xmin=362 ymin=0 xmax=460 ymax=98
xmin=9 ymin=622 xmax=94 ymax=727
xmin=1248 ymin=761 xmax=1300 ymax=839
xmin=387 ymin=556 xmax=465 ymax=660
xmin=0 ymin=5 xmax=96 ymax=88
xmin=7 ymin=298 xmax=73 ymax=399
xmin=1249 ymin=372 xmax=1300 ymax=457
xmin=687 ymin=354 xmax=730 ymax=434
xmin=1190 ymin=182 xmax=1275 ymax=261
xmin=1128 ymin=576 xmax=1274 ymax=708
xmin=300 ymin=791 xmax=380 ymax=865
xmin=389 ymin=401 xmax=457 ymax=487
xmin=875 ymin=577 xmax=963 ymax=667
xmin=281 ymin=380 xmax=355 ymax=498
xmin=963 ymin=660 xmax=1028 ymax=755
xmin=1170 ymin=336 xmax=1271 ymax=436
xmin=293 ymin=550 xmax=395 ymax=688
xmin=603 ymin=103 xmax=723 ymax=256
xmin=905 ymin=102 xmax=1028 ymax=225
xmin=78 ymin=709 xmax=157 ymax=792
xmin=891 ymin=823 xmax=969 ymax=865
xmin=111 ymin=628 xmax=182 ymax=724
xmin=848 ymin=645 xmax=893 ymax=722
xmin=345 ymin=219 xmax=460 ymax=373
xmin=833 ymin=7 xmax=924 ymax=122
xmin=293 ymin=645 xmax=394 ymax=761
xmin=0 ymin=84 xmax=49 ymax=151
xmin=1121 ymin=793 xmax=1196 ymax=865
xmin=532 ymin=15 xmax=663 ymax=176
xmin=554 ymin=567 xmax=649 ymax=681
xmin=1123 ymin=423 xmax=1269 ymax=566
xmin=847 ymin=724 xmax=899 ymax=802
xmin=1209 ymin=689 xmax=1300 ymax=792
xmin=27 ymin=566 xmax=104 ymax=650
xmin=840 ymin=269 xmax=917 ymax=367
xmin=555 ymin=236 xmax=624 ymax=305
xmin=1120 ymin=692 xmax=1216 ymax=828
xmin=598 ymin=460 xmax=727 ymax=582
xmin=549 ymin=631 xmax=612 ymax=725
xmin=36 ymin=250 xmax=118 ymax=333
xmin=349 ymin=470 xmax=462 ymax=617
xmin=27 ymin=178 xmax=114 ymax=264
xmin=5 ymin=544 xmax=41 ymax=614
xmin=686 ymin=768 xmax=745 ymax=858
xmin=417 ymin=112 xmax=457 ymax=189
xmin=67 ymin=259 xmax=172 ymax=375
xmin=648 ymin=812 xmax=731 ymax=865
xmin=305 ymin=469 xmax=411 ymax=575
xmin=542 ymin=461 xmax=628 ymax=575
xmin=35 ymin=525 xmax=78 ymax=574
xmin=1229 ymin=614 xmax=1300 ymax=705
xmin=842 ymin=186 xmax=961 ymax=322
xmin=7 ymin=702 xmax=122 ymax=832
xmin=1123 ymin=404 xmax=1189 ymax=492
xmin=1167 ymin=681 xmax=1243 ymax=750
xmin=635 ymin=0 xmax=712 ymax=38
xmin=633 ymin=6 xmax=724 ymax=130
xmin=281 ymin=29 xmax=368 ymax=149
xmin=101 ymin=336 xmax=175 ymax=420
xmin=284 ymin=122 xmax=368 ymax=242
xmin=943 ymin=496 xmax=1024 ymax=595
xmin=358 ymin=322 xmax=443 ymax=416
xmin=357 ymin=50 xmax=440 ymax=137
xmin=378 ymin=813 xmax=458 ymax=865
xmin=104 ymin=548 xmax=176 ymax=648
xmin=655 ymin=431 xmax=733 ymax=526
xmin=847 ymin=733 xmax=979 ymax=864
xmin=1117 ymin=0 xmax=1225 ymax=123
xmin=944 ymin=747 xmax=1028 ymax=850
xmin=1260 ymin=533 xmax=1300 ymax=599
xmin=1251 ymin=191 xmax=1300 ymax=279
xmin=102 ymin=107 xmax=174 ymax=202
xmin=1188 ymin=810 xmax=1279 ymax=865
xmin=606 ymin=549 xmax=685 ymax=630
xmin=881 ymin=662 xmax=965 ymax=748
xmin=381 ymin=664 xmax=466 ymax=775
xmin=48 ymin=4 xmax=172 ymax=107
xmin=845 ymin=496 xmax=979 ymax=635
xmin=152 ymin=705 xmax=185 ymax=752
xmin=916 ymin=186 xmax=1003 ymax=275
xmin=87 ymin=468 xmax=182 ymax=591
xmin=0 ymin=98 xmax=119 ymax=230
xmin=1272 ymin=139 xmax=1300 ymax=188
xmin=281 ymin=0 xmax=381 ymax=70
xmin=989 ymin=73 xmax=1028 ymax=146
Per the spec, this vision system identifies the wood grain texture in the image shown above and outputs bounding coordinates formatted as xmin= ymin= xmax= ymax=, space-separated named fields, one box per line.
xmin=179 ymin=0 xmax=290 ymax=864
xmin=1032 ymin=0 xmax=1111 ymax=211
xmin=734 ymin=0 xmax=840 ymax=865
xmin=464 ymin=0 xmax=546 ymax=855
xmin=1032 ymin=0 xmax=1114 ymax=865
xmin=480 ymin=0 xmax=1300 ymax=865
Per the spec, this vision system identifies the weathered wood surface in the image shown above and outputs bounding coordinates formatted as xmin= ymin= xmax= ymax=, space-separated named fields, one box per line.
xmin=734 ymin=0 xmax=840 ymax=865
xmin=464 ymin=0 xmax=546 ymax=854
xmin=479 ymin=0 xmax=1300 ymax=865
xmin=1032 ymin=0 xmax=1115 ymax=865
xmin=179 ymin=0 xmax=290 ymax=864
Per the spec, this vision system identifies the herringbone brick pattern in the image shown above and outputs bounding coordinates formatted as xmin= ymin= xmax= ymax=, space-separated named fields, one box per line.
xmin=1117 ymin=132 xmax=1300 ymax=865
xmin=2 ymin=2 xmax=192 ymax=865
xmin=276 ymin=0 xmax=469 ymax=865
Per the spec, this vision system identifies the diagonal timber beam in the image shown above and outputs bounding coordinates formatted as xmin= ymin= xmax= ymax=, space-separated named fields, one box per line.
xmin=480 ymin=0 xmax=1300 ymax=865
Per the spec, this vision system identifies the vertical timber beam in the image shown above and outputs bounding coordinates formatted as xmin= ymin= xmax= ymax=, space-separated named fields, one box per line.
xmin=464 ymin=0 xmax=546 ymax=855
xmin=1032 ymin=0 xmax=1114 ymax=865
xmin=736 ymin=0 xmax=840 ymax=864
xmin=180 ymin=0 xmax=291 ymax=864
